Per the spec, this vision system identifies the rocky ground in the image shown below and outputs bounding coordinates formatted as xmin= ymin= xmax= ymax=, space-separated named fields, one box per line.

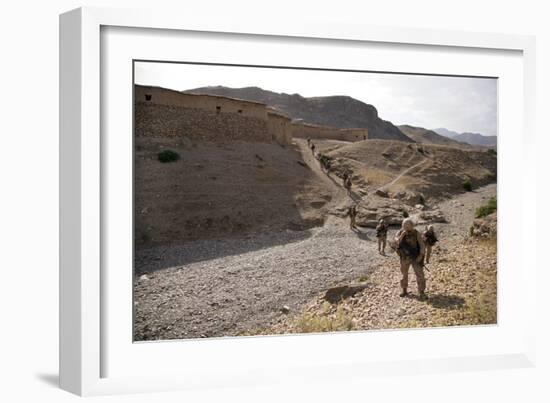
xmin=134 ymin=163 xmax=496 ymax=340
xmin=261 ymin=231 xmax=496 ymax=335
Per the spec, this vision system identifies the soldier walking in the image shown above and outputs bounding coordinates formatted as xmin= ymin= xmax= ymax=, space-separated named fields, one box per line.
xmin=376 ymin=218 xmax=388 ymax=255
xmin=344 ymin=174 xmax=352 ymax=194
xmin=422 ymin=225 xmax=438 ymax=264
xmin=348 ymin=203 xmax=358 ymax=230
xmin=394 ymin=218 xmax=427 ymax=299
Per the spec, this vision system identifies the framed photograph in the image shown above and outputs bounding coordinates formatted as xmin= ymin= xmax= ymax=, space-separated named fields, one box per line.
xmin=60 ymin=7 xmax=537 ymax=396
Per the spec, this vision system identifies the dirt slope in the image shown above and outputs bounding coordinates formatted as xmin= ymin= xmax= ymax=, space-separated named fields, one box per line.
xmin=135 ymin=137 xmax=335 ymax=249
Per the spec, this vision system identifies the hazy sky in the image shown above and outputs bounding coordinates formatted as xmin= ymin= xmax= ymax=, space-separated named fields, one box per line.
xmin=135 ymin=62 xmax=497 ymax=136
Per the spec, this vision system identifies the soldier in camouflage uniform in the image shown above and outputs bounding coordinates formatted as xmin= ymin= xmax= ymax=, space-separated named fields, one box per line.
xmin=422 ymin=224 xmax=438 ymax=264
xmin=376 ymin=218 xmax=388 ymax=255
xmin=348 ymin=203 xmax=358 ymax=230
xmin=394 ymin=218 xmax=426 ymax=299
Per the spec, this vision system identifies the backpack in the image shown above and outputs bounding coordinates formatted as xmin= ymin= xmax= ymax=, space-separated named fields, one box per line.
xmin=425 ymin=231 xmax=438 ymax=246
xmin=398 ymin=230 xmax=420 ymax=258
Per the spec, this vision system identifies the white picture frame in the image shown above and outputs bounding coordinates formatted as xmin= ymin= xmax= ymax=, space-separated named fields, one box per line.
xmin=59 ymin=6 xmax=537 ymax=396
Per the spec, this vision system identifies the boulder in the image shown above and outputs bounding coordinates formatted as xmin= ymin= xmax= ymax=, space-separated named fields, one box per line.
xmin=375 ymin=189 xmax=389 ymax=198
xmin=412 ymin=209 xmax=447 ymax=225
xmin=324 ymin=284 xmax=368 ymax=304
xmin=393 ymin=191 xmax=425 ymax=206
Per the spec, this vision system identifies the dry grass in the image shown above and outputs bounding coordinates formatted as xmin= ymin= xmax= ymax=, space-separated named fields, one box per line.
xmin=293 ymin=303 xmax=356 ymax=333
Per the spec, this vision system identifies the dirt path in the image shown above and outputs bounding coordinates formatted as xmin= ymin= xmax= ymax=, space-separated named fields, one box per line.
xmin=295 ymin=139 xmax=349 ymax=208
xmin=377 ymin=156 xmax=430 ymax=192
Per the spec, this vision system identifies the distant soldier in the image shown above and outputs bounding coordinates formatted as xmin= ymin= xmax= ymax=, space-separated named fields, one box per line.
xmin=376 ymin=218 xmax=388 ymax=255
xmin=324 ymin=156 xmax=332 ymax=175
xmin=348 ymin=203 xmax=358 ymax=230
xmin=319 ymin=154 xmax=332 ymax=175
xmin=422 ymin=225 xmax=438 ymax=264
xmin=310 ymin=141 xmax=316 ymax=155
xmin=344 ymin=174 xmax=352 ymax=194
xmin=394 ymin=218 xmax=426 ymax=299
xmin=307 ymin=137 xmax=311 ymax=147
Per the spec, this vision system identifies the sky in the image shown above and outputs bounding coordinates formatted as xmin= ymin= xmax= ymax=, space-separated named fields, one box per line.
xmin=135 ymin=62 xmax=497 ymax=137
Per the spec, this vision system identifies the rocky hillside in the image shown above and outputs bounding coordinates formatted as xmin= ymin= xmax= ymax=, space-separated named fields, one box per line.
xmin=315 ymin=139 xmax=497 ymax=199
xmin=453 ymin=132 xmax=497 ymax=148
xmin=398 ymin=125 xmax=474 ymax=149
xmin=185 ymin=86 xmax=413 ymax=142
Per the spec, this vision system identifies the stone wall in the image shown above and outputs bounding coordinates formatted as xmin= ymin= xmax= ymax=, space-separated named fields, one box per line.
xmin=135 ymin=102 xmax=271 ymax=143
xmin=135 ymin=84 xmax=368 ymax=145
xmin=291 ymin=122 xmax=368 ymax=142
xmin=136 ymin=85 xmax=267 ymax=120
xmin=267 ymin=111 xmax=292 ymax=145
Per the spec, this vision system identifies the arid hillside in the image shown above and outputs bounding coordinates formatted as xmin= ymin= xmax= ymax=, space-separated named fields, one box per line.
xmin=185 ymin=86 xmax=413 ymax=142
xmin=135 ymin=137 xmax=334 ymax=249
xmin=397 ymin=125 xmax=476 ymax=149
xmin=316 ymin=139 xmax=497 ymax=199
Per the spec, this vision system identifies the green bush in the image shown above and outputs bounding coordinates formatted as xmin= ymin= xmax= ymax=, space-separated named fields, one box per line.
xmin=475 ymin=197 xmax=497 ymax=218
xmin=463 ymin=178 xmax=473 ymax=192
xmin=157 ymin=150 xmax=180 ymax=163
xmin=487 ymin=148 xmax=497 ymax=156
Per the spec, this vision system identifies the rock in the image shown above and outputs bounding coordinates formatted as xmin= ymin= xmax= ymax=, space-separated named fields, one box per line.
xmin=470 ymin=212 xmax=497 ymax=238
xmin=280 ymin=305 xmax=291 ymax=314
xmin=324 ymin=284 xmax=368 ymax=304
xmin=139 ymin=274 xmax=149 ymax=282
xmin=413 ymin=209 xmax=447 ymax=224
xmin=375 ymin=189 xmax=389 ymax=198
xmin=393 ymin=191 xmax=425 ymax=206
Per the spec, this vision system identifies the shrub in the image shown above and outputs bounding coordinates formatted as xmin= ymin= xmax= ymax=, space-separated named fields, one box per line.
xmin=402 ymin=210 xmax=409 ymax=218
xmin=487 ymin=148 xmax=497 ymax=156
xmin=419 ymin=194 xmax=425 ymax=205
xmin=294 ymin=304 xmax=355 ymax=333
xmin=475 ymin=197 xmax=497 ymax=218
xmin=157 ymin=150 xmax=180 ymax=163
xmin=463 ymin=178 xmax=473 ymax=192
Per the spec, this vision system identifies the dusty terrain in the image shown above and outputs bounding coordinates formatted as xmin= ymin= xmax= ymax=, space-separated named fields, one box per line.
xmin=315 ymin=138 xmax=496 ymax=199
xmin=134 ymin=131 xmax=497 ymax=340
xmin=255 ymin=184 xmax=497 ymax=335
xmin=135 ymin=137 xmax=333 ymax=248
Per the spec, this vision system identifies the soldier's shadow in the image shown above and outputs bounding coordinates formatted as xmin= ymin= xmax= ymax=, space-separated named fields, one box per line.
xmin=425 ymin=294 xmax=465 ymax=310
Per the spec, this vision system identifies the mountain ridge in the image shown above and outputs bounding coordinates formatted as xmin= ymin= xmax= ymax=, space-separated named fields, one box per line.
xmin=398 ymin=125 xmax=475 ymax=149
xmin=433 ymin=128 xmax=497 ymax=148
